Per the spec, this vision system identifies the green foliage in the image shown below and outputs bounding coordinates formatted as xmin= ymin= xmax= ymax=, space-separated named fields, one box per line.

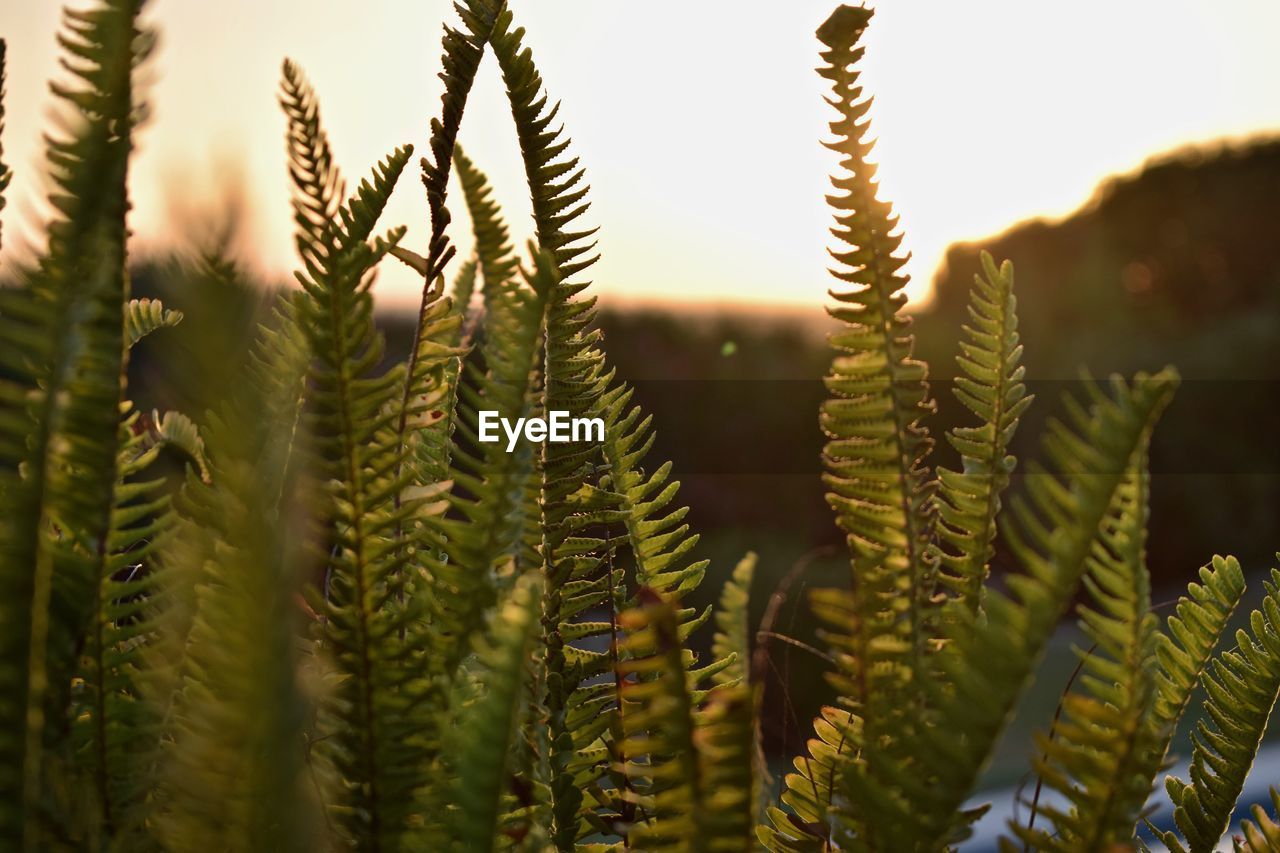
xmin=0 ymin=2 xmax=1276 ymax=852
xmin=1160 ymin=560 xmax=1280 ymax=853
xmin=936 ymin=252 xmax=1031 ymax=615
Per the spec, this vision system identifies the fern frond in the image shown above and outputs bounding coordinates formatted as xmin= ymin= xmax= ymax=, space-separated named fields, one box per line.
xmin=455 ymin=143 xmax=519 ymax=299
xmin=1007 ymin=446 xmax=1160 ymax=850
xmin=936 ymin=252 xmax=1031 ymax=615
xmin=155 ymin=338 xmax=320 ymax=853
xmin=280 ymin=60 xmax=432 ymax=848
xmin=1160 ymin=560 xmax=1280 ymax=853
xmin=1149 ymin=556 xmax=1246 ymax=759
xmin=617 ymin=594 xmax=756 ymax=852
xmin=392 ymin=0 xmax=502 ymax=490
xmin=444 ymin=572 xmax=545 ymax=853
xmin=426 ymin=248 xmax=554 ymax=675
xmin=763 ymin=10 xmax=937 ymax=846
xmin=816 ymin=3 xmax=937 ymax=727
xmin=1238 ymin=788 xmax=1280 ymax=852
xmin=0 ymin=2 xmax=151 ymax=843
xmin=836 ymin=371 xmax=1179 ymax=849
xmin=146 ymin=410 xmax=211 ymax=484
xmin=125 ymin=298 xmax=184 ymax=348
xmin=713 ymin=553 xmax=756 ymax=687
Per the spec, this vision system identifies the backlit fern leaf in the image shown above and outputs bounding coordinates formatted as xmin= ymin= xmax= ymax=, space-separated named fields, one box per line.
xmin=617 ymin=594 xmax=756 ymax=852
xmin=280 ymin=60 xmax=430 ymax=848
xmin=713 ymin=552 xmax=755 ymax=688
xmin=764 ymin=8 xmax=936 ymax=846
xmin=0 ymin=2 xmax=151 ymax=843
xmin=427 ymin=249 xmax=554 ymax=676
xmin=124 ymin=298 xmax=184 ymax=349
xmin=936 ymin=252 xmax=1031 ymax=616
xmin=1160 ymin=561 xmax=1280 ymax=853
xmin=455 ymin=143 xmax=520 ymax=301
xmin=155 ymin=330 xmax=320 ymax=853
xmin=1148 ymin=556 xmax=1246 ymax=756
xmin=1006 ymin=447 xmax=1162 ymax=850
xmin=1237 ymin=788 xmax=1280 ymax=852
xmin=443 ymin=572 xmax=545 ymax=853
xmin=842 ymin=371 xmax=1180 ymax=849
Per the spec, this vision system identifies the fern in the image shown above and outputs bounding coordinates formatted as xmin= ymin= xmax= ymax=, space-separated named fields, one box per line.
xmin=617 ymin=593 xmax=756 ymax=852
xmin=806 ymin=371 xmax=1178 ymax=851
xmin=1237 ymin=788 xmax=1280 ymax=852
xmin=1007 ymin=444 xmax=1161 ymax=850
xmin=713 ymin=552 xmax=756 ymax=688
xmin=155 ymin=330 xmax=319 ymax=853
xmin=936 ymin=252 xmax=1031 ymax=615
xmin=443 ymin=572 xmax=545 ymax=853
xmin=1160 ymin=561 xmax=1280 ymax=853
xmin=280 ymin=60 xmax=430 ymax=848
xmin=125 ymin=298 xmax=184 ymax=348
xmin=0 ymin=2 xmax=151 ymax=844
xmin=765 ymin=7 xmax=939 ymax=845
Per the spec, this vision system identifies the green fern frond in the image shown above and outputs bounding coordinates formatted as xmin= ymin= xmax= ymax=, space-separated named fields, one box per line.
xmin=836 ymin=371 xmax=1179 ymax=849
xmin=146 ymin=410 xmax=211 ymax=484
xmin=816 ymin=4 xmax=937 ymax=722
xmin=68 ymin=410 xmax=170 ymax=841
xmin=280 ymin=60 xmax=433 ymax=848
xmin=426 ymin=248 xmax=554 ymax=675
xmin=936 ymin=252 xmax=1031 ymax=615
xmin=617 ymin=594 xmax=756 ymax=852
xmin=455 ymin=144 xmax=519 ymax=299
xmin=125 ymin=298 xmax=184 ymax=348
xmin=1150 ymin=556 xmax=1246 ymax=759
xmin=713 ymin=553 xmax=756 ymax=687
xmin=1237 ymin=788 xmax=1280 ymax=852
xmin=0 ymin=2 xmax=151 ymax=843
xmin=444 ymin=572 xmax=545 ymax=853
xmin=1160 ymin=560 xmax=1280 ymax=853
xmin=762 ymin=10 xmax=937 ymax=847
xmin=155 ymin=339 xmax=320 ymax=853
xmin=1007 ymin=447 xmax=1161 ymax=850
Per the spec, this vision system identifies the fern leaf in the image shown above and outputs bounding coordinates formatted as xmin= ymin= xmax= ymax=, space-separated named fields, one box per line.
xmin=816 ymin=3 xmax=937 ymax=722
xmin=936 ymin=252 xmax=1031 ymax=615
xmin=1238 ymin=788 xmax=1280 ymax=852
xmin=1006 ymin=445 xmax=1160 ymax=850
xmin=764 ymin=9 xmax=937 ymax=846
xmin=0 ymin=2 xmax=151 ymax=843
xmin=124 ymin=297 xmax=184 ymax=348
xmin=444 ymin=572 xmax=545 ymax=853
xmin=713 ymin=552 xmax=756 ymax=687
xmin=280 ymin=60 xmax=432 ymax=848
xmin=455 ymin=143 xmax=520 ymax=299
xmin=146 ymin=410 xmax=211 ymax=484
xmin=834 ymin=371 xmax=1179 ymax=849
xmin=1149 ymin=556 xmax=1246 ymax=760
xmin=617 ymin=594 xmax=756 ymax=852
xmin=155 ymin=331 xmax=320 ymax=853
xmin=1160 ymin=560 xmax=1280 ymax=853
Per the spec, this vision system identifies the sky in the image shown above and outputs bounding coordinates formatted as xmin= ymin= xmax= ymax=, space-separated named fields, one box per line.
xmin=2 ymin=1 xmax=1279 ymax=310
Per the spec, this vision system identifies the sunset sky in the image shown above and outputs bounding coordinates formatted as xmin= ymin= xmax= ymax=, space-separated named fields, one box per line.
xmin=2 ymin=1 xmax=1279 ymax=309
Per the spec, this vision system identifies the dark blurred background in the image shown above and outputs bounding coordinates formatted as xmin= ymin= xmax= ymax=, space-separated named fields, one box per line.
xmin=123 ymin=136 xmax=1279 ymax=786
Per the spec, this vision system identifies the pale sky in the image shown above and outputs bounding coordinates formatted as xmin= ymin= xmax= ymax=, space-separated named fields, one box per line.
xmin=2 ymin=1 xmax=1279 ymax=309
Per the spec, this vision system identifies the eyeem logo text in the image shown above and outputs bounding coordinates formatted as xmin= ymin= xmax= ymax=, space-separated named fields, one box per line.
xmin=478 ymin=410 xmax=604 ymax=452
